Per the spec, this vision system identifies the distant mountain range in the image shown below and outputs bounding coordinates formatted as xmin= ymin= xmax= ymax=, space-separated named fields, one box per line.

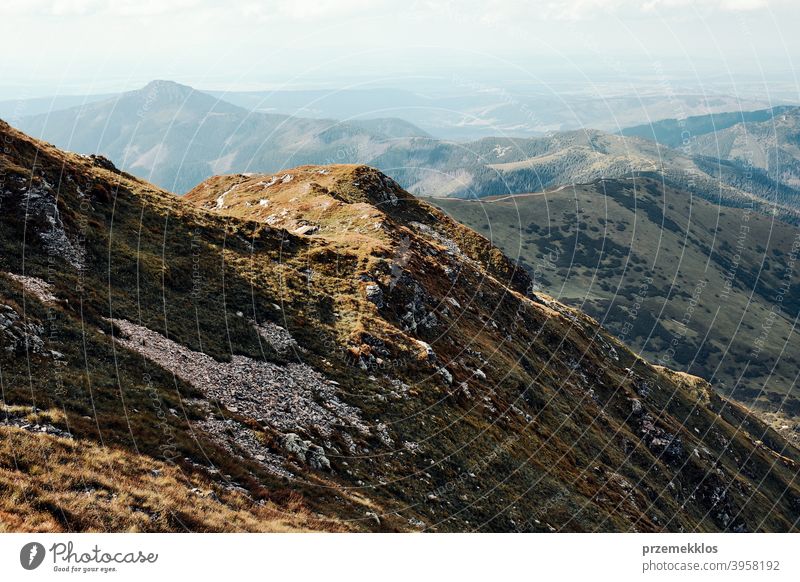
xmin=3 ymin=83 xmax=771 ymax=140
xmin=12 ymin=81 xmax=800 ymax=221
xmin=209 ymin=87 xmax=772 ymax=139
xmin=620 ymin=106 xmax=795 ymax=148
xmin=620 ymin=106 xmax=800 ymax=212
xmin=14 ymin=80 xmax=431 ymax=193
xmin=376 ymin=129 xmax=800 ymax=214
xmin=693 ymin=109 xmax=800 ymax=192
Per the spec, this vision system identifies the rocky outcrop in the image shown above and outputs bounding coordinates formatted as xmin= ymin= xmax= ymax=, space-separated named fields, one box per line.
xmin=0 ymin=304 xmax=46 ymax=355
xmin=196 ymin=418 xmax=293 ymax=478
xmin=398 ymin=280 xmax=438 ymax=332
xmin=280 ymin=433 xmax=331 ymax=471
xmin=19 ymin=180 xmax=85 ymax=269
xmin=365 ymin=284 xmax=384 ymax=308
xmin=1 ymin=406 xmax=71 ymax=439
xmin=253 ymin=320 xmax=299 ymax=353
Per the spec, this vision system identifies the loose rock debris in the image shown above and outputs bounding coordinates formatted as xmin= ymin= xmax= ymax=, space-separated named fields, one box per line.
xmin=109 ymin=318 xmax=371 ymax=441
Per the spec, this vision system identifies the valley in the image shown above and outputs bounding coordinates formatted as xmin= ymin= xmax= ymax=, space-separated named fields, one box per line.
xmin=434 ymin=177 xmax=800 ymax=440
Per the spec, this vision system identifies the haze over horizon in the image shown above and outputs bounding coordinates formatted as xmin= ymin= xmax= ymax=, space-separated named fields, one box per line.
xmin=1 ymin=0 xmax=799 ymax=102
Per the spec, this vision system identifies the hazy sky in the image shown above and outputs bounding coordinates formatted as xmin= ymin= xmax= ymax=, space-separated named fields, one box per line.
xmin=1 ymin=0 xmax=799 ymax=98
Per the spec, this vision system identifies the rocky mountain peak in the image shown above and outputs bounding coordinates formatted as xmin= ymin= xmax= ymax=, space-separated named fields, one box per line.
xmin=185 ymin=164 xmax=533 ymax=295
xmin=135 ymin=79 xmax=197 ymax=101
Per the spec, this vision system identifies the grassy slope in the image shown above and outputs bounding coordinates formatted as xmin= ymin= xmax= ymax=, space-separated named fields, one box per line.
xmin=0 ymin=424 xmax=343 ymax=533
xmin=2 ymin=120 xmax=800 ymax=532
xmin=187 ymin=165 xmax=800 ymax=532
xmin=433 ymin=177 xmax=800 ymax=427
xmin=0 ymin=121 xmax=390 ymax=532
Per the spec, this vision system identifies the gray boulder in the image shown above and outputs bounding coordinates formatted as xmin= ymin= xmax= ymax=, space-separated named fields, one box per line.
xmin=281 ymin=433 xmax=331 ymax=471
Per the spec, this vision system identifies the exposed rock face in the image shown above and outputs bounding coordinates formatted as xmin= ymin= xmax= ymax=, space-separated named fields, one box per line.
xmin=196 ymin=418 xmax=293 ymax=478
xmin=639 ymin=413 xmax=684 ymax=463
xmin=0 ymin=304 xmax=45 ymax=354
xmin=253 ymin=320 xmax=299 ymax=354
xmin=399 ymin=281 xmax=438 ymax=332
xmin=365 ymin=284 xmax=384 ymax=308
xmin=293 ymin=224 xmax=318 ymax=236
xmin=19 ymin=181 xmax=85 ymax=269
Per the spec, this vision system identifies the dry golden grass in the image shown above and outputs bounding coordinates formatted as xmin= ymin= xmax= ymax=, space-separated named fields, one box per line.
xmin=0 ymin=425 xmax=348 ymax=533
xmin=652 ymin=366 xmax=713 ymax=406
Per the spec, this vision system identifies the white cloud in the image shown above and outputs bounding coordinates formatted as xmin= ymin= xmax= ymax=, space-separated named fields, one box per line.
xmin=240 ymin=0 xmax=382 ymax=21
xmin=525 ymin=0 xmax=779 ymax=20
xmin=0 ymin=0 xmax=784 ymax=19
xmin=641 ymin=0 xmax=769 ymax=11
xmin=0 ymin=0 xmax=201 ymax=16
xmin=402 ymin=0 xmax=786 ymax=28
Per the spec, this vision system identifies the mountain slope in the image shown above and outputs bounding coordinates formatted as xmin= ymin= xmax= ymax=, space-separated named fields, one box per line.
xmin=377 ymin=131 xmax=800 ymax=218
xmin=620 ymin=106 xmax=794 ymax=148
xmin=621 ymin=106 xmax=800 ymax=210
xmin=2 ymin=119 xmax=800 ymax=532
xmin=693 ymin=107 xmax=800 ymax=193
xmin=434 ymin=177 xmax=800 ymax=435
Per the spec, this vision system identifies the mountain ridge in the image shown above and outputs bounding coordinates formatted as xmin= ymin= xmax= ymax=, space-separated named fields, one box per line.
xmin=2 ymin=119 xmax=800 ymax=532
xmin=13 ymin=82 xmax=800 ymax=223
xmin=620 ymin=105 xmax=797 ymax=147
xmin=15 ymin=82 xmax=431 ymax=193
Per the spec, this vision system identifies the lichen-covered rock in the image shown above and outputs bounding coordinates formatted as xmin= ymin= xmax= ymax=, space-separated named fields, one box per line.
xmin=639 ymin=413 xmax=684 ymax=463
xmin=280 ymin=433 xmax=331 ymax=471
xmin=401 ymin=282 xmax=437 ymax=332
